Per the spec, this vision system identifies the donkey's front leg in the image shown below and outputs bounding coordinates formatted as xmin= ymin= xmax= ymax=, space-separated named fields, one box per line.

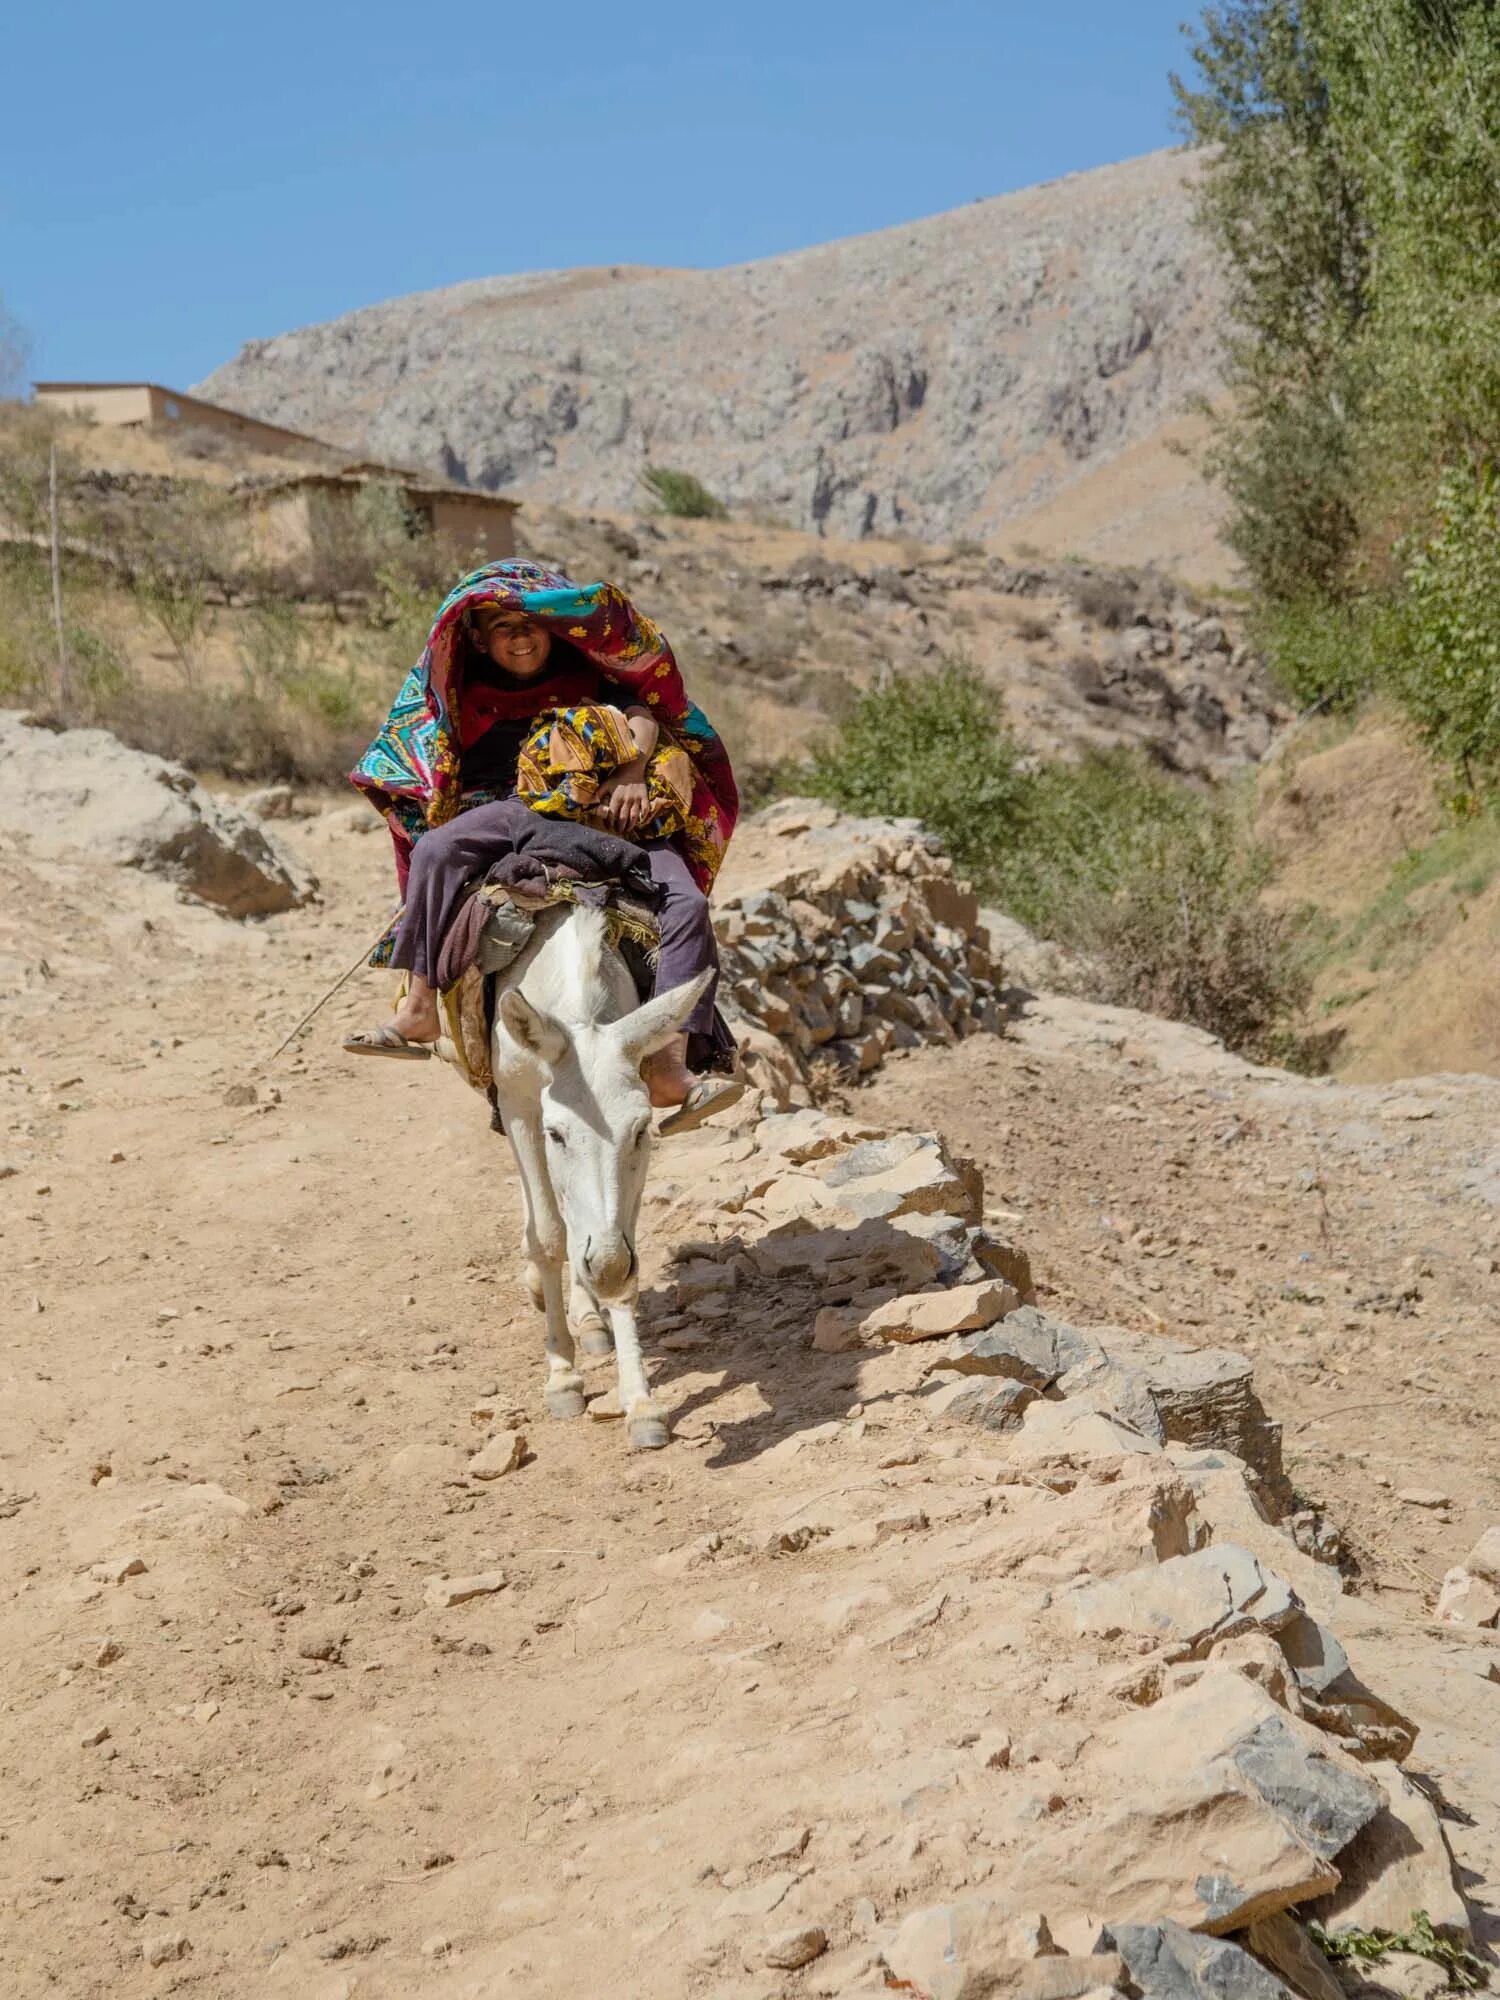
xmin=509 ymin=1120 xmax=585 ymax=1419
xmin=605 ymin=1296 xmax=668 ymax=1450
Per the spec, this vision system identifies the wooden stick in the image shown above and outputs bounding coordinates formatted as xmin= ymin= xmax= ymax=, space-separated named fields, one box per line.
xmin=48 ymin=443 xmax=72 ymax=711
xmin=260 ymin=921 xmax=396 ymax=1067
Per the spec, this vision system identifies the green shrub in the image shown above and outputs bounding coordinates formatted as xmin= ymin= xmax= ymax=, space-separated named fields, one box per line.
xmin=804 ymin=661 xmax=1028 ymax=888
xmin=798 ymin=662 xmax=1311 ymax=1059
xmin=638 ymin=466 xmax=727 ymax=520
xmin=1384 ymin=462 xmax=1500 ymax=795
xmin=1256 ymin=592 xmax=1391 ymax=711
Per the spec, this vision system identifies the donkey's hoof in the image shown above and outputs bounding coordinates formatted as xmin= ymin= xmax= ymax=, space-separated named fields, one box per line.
xmin=577 ymin=1319 xmax=614 ymax=1358
xmin=545 ymin=1381 xmax=587 ymax=1420
xmin=627 ymin=1410 xmax=670 ymax=1451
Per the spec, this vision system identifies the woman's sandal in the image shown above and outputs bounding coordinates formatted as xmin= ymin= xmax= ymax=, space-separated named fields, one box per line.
xmin=342 ymin=1025 xmax=435 ymax=1061
xmin=657 ymin=1075 xmax=747 ymax=1137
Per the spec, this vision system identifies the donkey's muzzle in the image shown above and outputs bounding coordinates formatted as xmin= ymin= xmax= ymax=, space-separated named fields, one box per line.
xmin=581 ymin=1233 xmax=636 ymax=1299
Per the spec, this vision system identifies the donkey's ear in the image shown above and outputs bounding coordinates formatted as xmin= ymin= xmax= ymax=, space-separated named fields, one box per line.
xmin=499 ymin=990 xmax=567 ymax=1066
xmin=615 ymin=971 xmax=715 ymax=1067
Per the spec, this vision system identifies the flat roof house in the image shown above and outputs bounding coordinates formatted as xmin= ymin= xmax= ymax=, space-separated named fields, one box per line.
xmin=31 ymin=381 xmax=520 ymax=581
xmin=32 ymin=380 xmax=346 ymax=464
xmin=241 ymin=470 xmax=519 ymax=583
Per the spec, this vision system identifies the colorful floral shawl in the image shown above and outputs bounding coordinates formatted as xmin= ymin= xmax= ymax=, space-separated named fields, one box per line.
xmin=351 ymin=560 xmax=739 ymax=893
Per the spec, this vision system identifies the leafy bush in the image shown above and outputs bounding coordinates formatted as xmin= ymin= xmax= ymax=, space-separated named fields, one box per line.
xmin=799 ymin=662 xmax=1311 ymax=1059
xmin=638 ymin=466 xmax=727 ymax=520
xmin=1384 ymin=463 xmax=1500 ymax=794
xmin=805 ymin=660 xmax=1028 ymax=888
xmin=1256 ymin=592 xmax=1390 ymax=712
xmin=1308 ymin=1911 xmax=1487 ymax=1993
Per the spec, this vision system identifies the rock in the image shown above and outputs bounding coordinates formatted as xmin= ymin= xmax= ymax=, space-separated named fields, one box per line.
xmin=1465 ymin=1523 xmax=1500 ymax=1584
xmin=1306 ymin=1760 xmax=1471 ymax=1941
xmin=862 ymin=1278 xmax=1019 ymax=1344
xmin=1170 ymin=1451 xmax=1344 ymax=1622
xmin=931 ymin=1306 xmax=1102 ymax=1388
xmin=880 ymin=1901 xmax=1067 ymax=2000
xmin=1274 ymin=1613 xmax=1350 ymax=1702
xmin=1437 ymin=1526 xmax=1500 ymax=1627
xmin=675 ymin=1260 xmax=740 ymax=1304
xmin=1104 ymin=1919 xmax=1295 ymax=2000
xmin=92 ymin=1555 xmax=147 ymax=1585
xmin=1435 ymin=1566 xmax=1500 ymax=1628
xmin=812 ymin=1305 xmax=867 ymax=1353
xmin=763 ymin=1926 xmax=829 ymax=1971
xmin=972 ymin=1462 xmax=1200 ymax=1580
xmin=1396 ymin=1489 xmax=1450 ymax=1510
xmin=0 ymin=712 xmax=316 ymax=917
xmin=1069 ymin=1331 xmax=1286 ymax=1502
xmin=222 ymin=1081 xmax=258 ymax=1107
xmin=423 ymin=1571 xmax=507 ymax=1609
xmin=930 ymin=1376 xmax=1040 ymax=1434
xmin=142 ymin=1933 xmax=190 ymax=1967
xmin=80 ymin=1723 xmax=111 ymax=1747
xmin=243 ymin=782 xmax=296 ymax=819
xmin=296 ymin=1627 xmax=346 ymax=1663
xmin=969 ymin=1233 xmax=1037 ymax=1302
xmin=468 ymin=1431 xmax=526 ymax=1480
xmin=1275 ymin=1617 xmax=1417 ymax=1762
xmin=1244 ymin=1915 xmax=1345 ymax=2000
xmin=1060 ymin=1545 xmax=1301 ymax=1657
xmin=1006 ymin=1399 xmax=1161 ymax=1470
xmin=1012 ymin=1676 xmax=1382 ymax=1933
xmin=977 ymin=1730 xmax=1013 ymax=1769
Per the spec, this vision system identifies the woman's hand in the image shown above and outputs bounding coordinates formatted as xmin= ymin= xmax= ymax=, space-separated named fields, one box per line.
xmin=598 ymin=757 xmax=653 ymax=833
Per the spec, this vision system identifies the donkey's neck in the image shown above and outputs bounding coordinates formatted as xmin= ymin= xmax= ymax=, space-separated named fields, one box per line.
xmin=522 ymin=905 xmax=637 ymax=1030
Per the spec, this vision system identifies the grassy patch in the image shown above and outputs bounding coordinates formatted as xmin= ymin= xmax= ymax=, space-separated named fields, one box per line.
xmin=1309 ymin=816 xmax=1500 ymax=977
xmin=638 ymin=467 xmax=727 ymax=520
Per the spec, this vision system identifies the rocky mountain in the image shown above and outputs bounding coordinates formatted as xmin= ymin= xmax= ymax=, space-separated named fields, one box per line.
xmin=198 ymin=148 xmax=1225 ymax=554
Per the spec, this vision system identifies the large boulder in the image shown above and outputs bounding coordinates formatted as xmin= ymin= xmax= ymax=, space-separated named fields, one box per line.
xmin=0 ymin=712 xmax=316 ymax=917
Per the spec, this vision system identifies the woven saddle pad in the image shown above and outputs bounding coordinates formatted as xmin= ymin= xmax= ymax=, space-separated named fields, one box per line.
xmin=437 ymin=882 xmax=661 ymax=1094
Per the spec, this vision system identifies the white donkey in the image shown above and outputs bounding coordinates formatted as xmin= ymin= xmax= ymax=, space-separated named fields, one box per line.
xmin=488 ymin=901 xmax=711 ymax=1450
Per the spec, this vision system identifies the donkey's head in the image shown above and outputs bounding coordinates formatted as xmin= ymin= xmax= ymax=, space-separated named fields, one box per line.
xmin=498 ymin=971 xmax=713 ymax=1300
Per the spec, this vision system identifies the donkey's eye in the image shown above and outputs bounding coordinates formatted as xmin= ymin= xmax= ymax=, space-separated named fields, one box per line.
xmin=632 ymin=1121 xmax=650 ymax=1149
xmin=545 ymin=1127 xmax=566 ymax=1149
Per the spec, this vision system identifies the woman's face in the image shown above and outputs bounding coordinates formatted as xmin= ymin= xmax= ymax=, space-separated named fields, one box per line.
xmin=473 ymin=606 xmax=553 ymax=679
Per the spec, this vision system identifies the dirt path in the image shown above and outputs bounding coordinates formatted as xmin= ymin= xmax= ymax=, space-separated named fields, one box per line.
xmin=3 ymin=811 xmax=1497 ymax=1997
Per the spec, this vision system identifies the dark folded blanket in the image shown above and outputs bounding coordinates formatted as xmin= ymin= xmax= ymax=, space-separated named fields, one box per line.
xmin=434 ymin=797 xmax=663 ymax=992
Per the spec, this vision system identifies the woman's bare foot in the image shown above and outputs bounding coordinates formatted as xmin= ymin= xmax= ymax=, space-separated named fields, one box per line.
xmin=389 ymin=975 xmax=442 ymax=1046
xmin=643 ymin=1031 xmax=696 ymax=1108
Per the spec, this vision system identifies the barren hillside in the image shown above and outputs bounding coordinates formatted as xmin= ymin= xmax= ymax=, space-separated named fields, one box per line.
xmin=197 ymin=149 xmax=1228 ymax=565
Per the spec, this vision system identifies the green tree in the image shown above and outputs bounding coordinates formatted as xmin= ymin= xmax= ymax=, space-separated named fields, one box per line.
xmin=1172 ymin=1 xmax=1370 ymax=603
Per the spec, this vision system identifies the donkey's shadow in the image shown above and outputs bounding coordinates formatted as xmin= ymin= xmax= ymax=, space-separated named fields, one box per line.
xmin=620 ymin=1214 xmax=942 ymax=1469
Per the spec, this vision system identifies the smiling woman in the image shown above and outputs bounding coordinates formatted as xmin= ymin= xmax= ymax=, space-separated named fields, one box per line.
xmin=341 ymin=558 xmax=745 ymax=1133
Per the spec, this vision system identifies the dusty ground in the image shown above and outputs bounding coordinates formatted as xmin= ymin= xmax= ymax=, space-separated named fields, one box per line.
xmin=2 ymin=809 xmax=1498 ymax=1998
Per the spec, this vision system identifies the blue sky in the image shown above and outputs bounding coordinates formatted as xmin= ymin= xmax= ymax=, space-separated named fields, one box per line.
xmin=2 ymin=1 xmax=1191 ymax=392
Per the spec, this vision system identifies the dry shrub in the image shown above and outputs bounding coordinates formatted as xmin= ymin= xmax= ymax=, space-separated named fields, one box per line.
xmin=1070 ymin=573 xmax=1140 ymax=630
xmin=99 ymin=680 xmax=379 ymax=787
